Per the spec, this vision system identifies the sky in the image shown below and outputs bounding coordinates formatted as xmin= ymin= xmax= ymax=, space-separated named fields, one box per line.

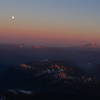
xmin=0 ymin=0 xmax=100 ymax=47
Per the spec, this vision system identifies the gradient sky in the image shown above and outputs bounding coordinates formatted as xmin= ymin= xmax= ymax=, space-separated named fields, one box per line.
xmin=0 ymin=0 xmax=100 ymax=47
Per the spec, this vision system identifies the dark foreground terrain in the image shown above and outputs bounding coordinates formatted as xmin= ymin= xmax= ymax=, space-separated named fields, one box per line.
xmin=0 ymin=46 xmax=100 ymax=99
xmin=0 ymin=60 xmax=100 ymax=99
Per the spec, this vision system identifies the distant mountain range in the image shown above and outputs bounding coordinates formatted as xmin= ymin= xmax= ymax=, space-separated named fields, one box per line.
xmin=1 ymin=43 xmax=100 ymax=49
xmin=16 ymin=44 xmax=49 ymax=48
xmin=32 ymin=45 xmax=49 ymax=49
xmin=80 ymin=43 xmax=99 ymax=48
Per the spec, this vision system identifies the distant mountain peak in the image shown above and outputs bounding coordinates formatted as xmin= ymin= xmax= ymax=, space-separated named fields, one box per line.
xmin=81 ymin=42 xmax=99 ymax=48
xmin=32 ymin=45 xmax=48 ymax=48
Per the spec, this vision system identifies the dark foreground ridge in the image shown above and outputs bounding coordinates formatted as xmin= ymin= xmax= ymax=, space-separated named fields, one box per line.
xmin=0 ymin=60 xmax=100 ymax=99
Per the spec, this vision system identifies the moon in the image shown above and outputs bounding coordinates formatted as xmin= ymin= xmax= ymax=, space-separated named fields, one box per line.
xmin=11 ymin=16 xmax=15 ymax=20
xmin=9 ymin=16 xmax=16 ymax=24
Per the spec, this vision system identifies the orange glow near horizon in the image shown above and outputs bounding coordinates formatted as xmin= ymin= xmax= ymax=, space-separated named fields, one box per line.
xmin=0 ymin=16 xmax=100 ymax=46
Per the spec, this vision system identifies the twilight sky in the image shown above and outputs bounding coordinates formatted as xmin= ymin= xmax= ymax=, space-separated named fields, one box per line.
xmin=0 ymin=0 xmax=100 ymax=47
